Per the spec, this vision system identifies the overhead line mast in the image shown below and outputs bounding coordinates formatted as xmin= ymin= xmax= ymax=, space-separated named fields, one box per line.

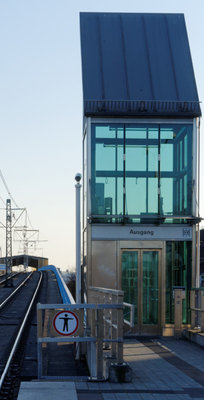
xmin=0 ymin=170 xmax=46 ymax=270
xmin=5 ymin=199 xmax=13 ymax=287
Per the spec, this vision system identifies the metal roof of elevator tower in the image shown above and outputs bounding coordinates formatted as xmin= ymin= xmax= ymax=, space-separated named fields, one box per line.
xmin=80 ymin=12 xmax=201 ymax=117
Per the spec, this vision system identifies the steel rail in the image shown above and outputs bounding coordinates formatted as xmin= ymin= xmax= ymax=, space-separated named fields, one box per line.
xmin=0 ymin=271 xmax=42 ymax=391
xmin=0 ymin=272 xmax=20 ymax=285
xmin=0 ymin=272 xmax=33 ymax=310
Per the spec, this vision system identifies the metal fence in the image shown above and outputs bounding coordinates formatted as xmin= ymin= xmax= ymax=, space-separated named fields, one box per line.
xmin=37 ymin=300 xmax=124 ymax=380
xmin=190 ymin=288 xmax=204 ymax=331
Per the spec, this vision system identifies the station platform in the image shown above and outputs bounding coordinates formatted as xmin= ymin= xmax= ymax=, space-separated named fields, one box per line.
xmin=18 ymin=337 xmax=204 ymax=400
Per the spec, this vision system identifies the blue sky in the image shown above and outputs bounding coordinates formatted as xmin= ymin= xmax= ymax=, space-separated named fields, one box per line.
xmin=0 ymin=0 xmax=203 ymax=270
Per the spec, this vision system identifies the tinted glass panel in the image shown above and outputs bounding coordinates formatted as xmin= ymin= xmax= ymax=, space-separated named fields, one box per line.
xmin=91 ymin=124 xmax=124 ymax=217
xmin=142 ymin=251 xmax=159 ymax=324
xmin=125 ymin=125 xmax=159 ymax=216
xmin=91 ymin=123 xmax=193 ymax=222
xmin=122 ymin=251 xmax=138 ymax=324
xmin=166 ymin=241 xmax=192 ymax=324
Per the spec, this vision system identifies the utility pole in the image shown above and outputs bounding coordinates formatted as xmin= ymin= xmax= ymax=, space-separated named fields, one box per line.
xmin=23 ymin=227 xmax=29 ymax=272
xmin=23 ymin=212 xmax=29 ymax=271
xmin=14 ymin=212 xmax=46 ymax=270
xmin=5 ymin=199 xmax=13 ymax=287
xmin=14 ymin=226 xmax=39 ymax=271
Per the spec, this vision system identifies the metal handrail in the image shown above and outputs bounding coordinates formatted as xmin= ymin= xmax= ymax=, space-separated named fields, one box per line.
xmin=89 ymin=286 xmax=124 ymax=296
xmin=123 ymin=302 xmax=135 ymax=328
xmin=190 ymin=289 xmax=204 ymax=332
xmin=37 ymin=302 xmax=124 ymax=380
xmin=88 ymin=287 xmax=135 ymax=328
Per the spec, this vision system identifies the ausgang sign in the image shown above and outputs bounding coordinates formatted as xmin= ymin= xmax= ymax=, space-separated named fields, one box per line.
xmin=92 ymin=226 xmax=192 ymax=241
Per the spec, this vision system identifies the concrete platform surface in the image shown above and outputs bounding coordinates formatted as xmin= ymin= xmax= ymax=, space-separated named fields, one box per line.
xmin=17 ymin=338 xmax=204 ymax=400
xmin=17 ymin=381 xmax=77 ymax=400
xmin=76 ymin=338 xmax=204 ymax=400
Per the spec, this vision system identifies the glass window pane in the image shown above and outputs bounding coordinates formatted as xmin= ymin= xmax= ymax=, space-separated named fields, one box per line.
xmin=90 ymin=123 xmax=193 ymax=222
xmin=91 ymin=124 xmax=124 ymax=217
xmin=93 ymin=178 xmax=122 ymax=215
xmin=160 ymin=124 xmax=193 ymax=217
xmin=148 ymin=146 xmax=158 ymax=171
xmin=122 ymin=251 xmax=138 ymax=324
xmin=161 ymin=143 xmax=173 ymax=171
xmin=126 ymin=146 xmax=146 ymax=171
xmin=117 ymin=178 xmax=123 ymax=215
xmin=142 ymin=251 xmax=159 ymax=324
xmin=83 ymin=132 xmax=87 ymax=229
xmin=160 ymin=178 xmax=173 ymax=215
xmin=148 ymin=128 xmax=158 ymax=139
xmin=96 ymin=143 xmax=115 ymax=171
xmin=125 ymin=125 xmax=159 ymax=216
xmin=126 ymin=178 xmax=146 ymax=215
xmin=148 ymin=178 xmax=158 ymax=213
xmin=126 ymin=126 xmax=147 ymax=139
xmin=95 ymin=124 xmax=122 ymax=139
xmin=166 ymin=241 xmax=192 ymax=324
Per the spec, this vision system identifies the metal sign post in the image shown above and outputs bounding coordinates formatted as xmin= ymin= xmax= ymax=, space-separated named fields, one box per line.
xmin=173 ymin=287 xmax=186 ymax=338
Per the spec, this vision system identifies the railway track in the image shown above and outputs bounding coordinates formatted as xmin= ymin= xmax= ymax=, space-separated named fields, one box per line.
xmin=0 ymin=272 xmax=21 ymax=286
xmin=0 ymin=271 xmax=43 ymax=399
xmin=0 ymin=273 xmax=32 ymax=307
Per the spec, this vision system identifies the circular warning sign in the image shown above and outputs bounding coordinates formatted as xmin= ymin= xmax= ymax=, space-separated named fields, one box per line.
xmin=53 ymin=311 xmax=79 ymax=336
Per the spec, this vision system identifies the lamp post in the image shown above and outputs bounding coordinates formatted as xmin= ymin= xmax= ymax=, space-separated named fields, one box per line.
xmin=75 ymin=173 xmax=81 ymax=304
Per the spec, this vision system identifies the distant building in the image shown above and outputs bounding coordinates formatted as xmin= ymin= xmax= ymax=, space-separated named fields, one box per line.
xmin=0 ymin=264 xmax=6 ymax=275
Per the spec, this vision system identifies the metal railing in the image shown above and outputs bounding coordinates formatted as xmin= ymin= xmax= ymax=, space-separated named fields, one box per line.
xmin=123 ymin=302 xmax=135 ymax=328
xmin=88 ymin=286 xmax=135 ymax=329
xmin=190 ymin=288 xmax=204 ymax=332
xmin=88 ymin=287 xmax=124 ymax=362
xmin=37 ymin=300 xmax=124 ymax=380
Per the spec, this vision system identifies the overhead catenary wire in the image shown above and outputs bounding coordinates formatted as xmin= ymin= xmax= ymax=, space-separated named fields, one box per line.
xmin=27 ymin=212 xmax=34 ymax=230
xmin=0 ymin=170 xmax=19 ymax=208
xmin=0 ymin=170 xmax=34 ymax=229
xmin=0 ymin=197 xmax=6 ymax=206
xmin=0 ymin=170 xmax=46 ymax=256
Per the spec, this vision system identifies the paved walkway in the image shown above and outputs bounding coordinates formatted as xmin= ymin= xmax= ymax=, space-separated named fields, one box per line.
xmin=76 ymin=338 xmax=204 ymax=400
xmin=18 ymin=338 xmax=204 ymax=400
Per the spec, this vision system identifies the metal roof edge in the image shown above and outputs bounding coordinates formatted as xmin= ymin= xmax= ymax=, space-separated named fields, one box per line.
xmin=84 ymin=99 xmax=202 ymax=117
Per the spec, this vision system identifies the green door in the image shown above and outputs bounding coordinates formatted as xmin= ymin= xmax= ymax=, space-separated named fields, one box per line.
xmin=122 ymin=249 xmax=161 ymax=334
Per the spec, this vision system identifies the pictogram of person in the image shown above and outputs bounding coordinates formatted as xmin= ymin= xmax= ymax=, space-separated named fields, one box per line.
xmin=59 ymin=313 xmax=74 ymax=332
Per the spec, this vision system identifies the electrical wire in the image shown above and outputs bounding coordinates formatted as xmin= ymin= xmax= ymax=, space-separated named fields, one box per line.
xmin=0 ymin=170 xmax=45 ymax=255
xmin=27 ymin=212 xmax=34 ymax=230
xmin=0 ymin=170 xmax=19 ymax=208
xmin=0 ymin=170 xmax=35 ymax=229
xmin=0 ymin=197 xmax=6 ymax=206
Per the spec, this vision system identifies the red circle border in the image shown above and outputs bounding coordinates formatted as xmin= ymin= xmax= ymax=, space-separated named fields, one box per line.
xmin=53 ymin=310 xmax=79 ymax=336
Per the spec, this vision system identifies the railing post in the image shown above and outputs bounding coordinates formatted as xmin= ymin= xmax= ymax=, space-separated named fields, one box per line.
xmin=104 ymin=293 xmax=110 ymax=350
xmin=201 ymin=291 xmax=204 ymax=332
xmin=116 ymin=294 xmax=123 ymax=364
xmin=96 ymin=308 xmax=104 ymax=379
xmin=37 ymin=304 xmax=43 ymax=378
xmin=174 ymin=288 xmax=185 ymax=338
xmin=190 ymin=290 xmax=196 ymax=329
xmin=111 ymin=294 xmax=117 ymax=360
xmin=130 ymin=304 xmax=135 ymax=328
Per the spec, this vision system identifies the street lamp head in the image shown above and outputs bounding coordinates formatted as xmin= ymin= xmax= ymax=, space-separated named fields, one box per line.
xmin=75 ymin=173 xmax=82 ymax=183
